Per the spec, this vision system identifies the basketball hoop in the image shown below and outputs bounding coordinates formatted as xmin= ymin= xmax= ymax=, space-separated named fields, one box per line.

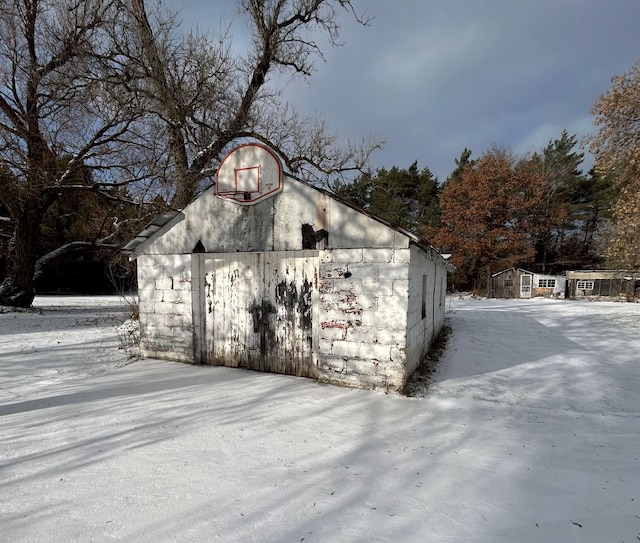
xmin=216 ymin=143 xmax=283 ymax=205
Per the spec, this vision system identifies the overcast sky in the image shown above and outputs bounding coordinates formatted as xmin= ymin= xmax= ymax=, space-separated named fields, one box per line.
xmin=174 ymin=0 xmax=639 ymax=182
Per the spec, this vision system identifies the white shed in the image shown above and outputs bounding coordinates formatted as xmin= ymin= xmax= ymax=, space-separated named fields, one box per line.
xmin=125 ymin=143 xmax=453 ymax=392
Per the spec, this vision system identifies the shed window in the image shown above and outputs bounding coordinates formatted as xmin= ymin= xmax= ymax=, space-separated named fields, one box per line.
xmin=503 ymin=279 xmax=513 ymax=287
xmin=538 ymin=278 xmax=556 ymax=288
xmin=577 ymin=280 xmax=594 ymax=290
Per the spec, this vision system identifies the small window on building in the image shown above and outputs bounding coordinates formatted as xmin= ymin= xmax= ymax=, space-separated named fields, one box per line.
xmin=538 ymin=278 xmax=556 ymax=288
xmin=504 ymin=279 xmax=513 ymax=287
xmin=577 ymin=280 xmax=594 ymax=290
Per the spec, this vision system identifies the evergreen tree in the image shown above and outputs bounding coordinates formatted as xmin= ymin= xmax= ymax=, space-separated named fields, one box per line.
xmin=522 ymin=130 xmax=615 ymax=272
xmin=331 ymin=174 xmax=373 ymax=210
xmin=333 ymin=162 xmax=440 ymax=235
xmin=449 ymin=148 xmax=474 ymax=183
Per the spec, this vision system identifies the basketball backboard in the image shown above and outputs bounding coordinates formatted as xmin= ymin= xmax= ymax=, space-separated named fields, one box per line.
xmin=216 ymin=143 xmax=283 ymax=205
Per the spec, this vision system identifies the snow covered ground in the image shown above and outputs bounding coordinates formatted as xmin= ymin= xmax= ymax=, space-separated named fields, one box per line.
xmin=1 ymin=295 xmax=638 ymax=542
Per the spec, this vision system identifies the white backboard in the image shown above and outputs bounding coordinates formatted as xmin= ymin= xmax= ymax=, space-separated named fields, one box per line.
xmin=216 ymin=143 xmax=283 ymax=205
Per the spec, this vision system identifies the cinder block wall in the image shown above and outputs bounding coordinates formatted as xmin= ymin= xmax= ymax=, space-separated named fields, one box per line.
xmin=137 ymin=254 xmax=194 ymax=362
xmin=405 ymin=245 xmax=447 ymax=376
xmin=317 ymin=248 xmax=409 ymax=391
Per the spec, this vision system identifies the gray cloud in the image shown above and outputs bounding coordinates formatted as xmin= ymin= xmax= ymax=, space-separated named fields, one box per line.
xmin=177 ymin=0 xmax=639 ymax=181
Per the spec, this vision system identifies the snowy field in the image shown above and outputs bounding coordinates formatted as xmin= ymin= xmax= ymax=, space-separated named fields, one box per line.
xmin=1 ymin=295 xmax=639 ymax=542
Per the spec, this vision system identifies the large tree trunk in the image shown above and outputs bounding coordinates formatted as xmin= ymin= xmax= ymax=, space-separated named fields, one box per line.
xmin=0 ymin=211 xmax=41 ymax=307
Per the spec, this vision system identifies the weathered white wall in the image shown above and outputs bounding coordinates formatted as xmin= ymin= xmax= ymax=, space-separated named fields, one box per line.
xmin=404 ymin=245 xmax=448 ymax=377
xmin=137 ymin=254 xmax=194 ymax=362
xmin=138 ymin=178 xmax=409 ymax=256
xmin=316 ymin=248 xmax=409 ymax=391
xmin=201 ymin=251 xmax=318 ymax=377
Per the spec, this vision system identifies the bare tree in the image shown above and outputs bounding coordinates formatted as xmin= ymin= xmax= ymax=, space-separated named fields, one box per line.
xmin=588 ymin=58 xmax=640 ymax=291
xmin=0 ymin=0 xmax=146 ymax=307
xmin=0 ymin=0 xmax=380 ymax=308
xmin=588 ymin=59 xmax=640 ymax=178
xmin=123 ymin=0 xmax=380 ymax=209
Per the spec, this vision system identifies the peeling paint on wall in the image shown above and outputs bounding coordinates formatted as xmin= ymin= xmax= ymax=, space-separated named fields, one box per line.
xmin=203 ymin=251 xmax=318 ymax=378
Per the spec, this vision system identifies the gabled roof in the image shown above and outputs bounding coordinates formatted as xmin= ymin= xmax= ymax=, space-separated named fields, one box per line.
xmin=492 ymin=267 xmax=568 ymax=279
xmin=122 ymin=170 xmax=454 ymax=272
xmin=491 ymin=267 xmax=534 ymax=277
xmin=122 ymin=211 xmax=182 ymax=255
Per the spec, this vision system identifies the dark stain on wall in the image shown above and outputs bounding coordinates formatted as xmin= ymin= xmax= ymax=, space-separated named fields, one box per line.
xmin=249 ymin=299 xmax=276 ymax=359
xmin=301 ymin=223 xmax=329 ymax=249
xmin=299 ymin=278 xmax=313 ymax=334
xmin=276 ymin=280 xmax=298 ymax=322
xmin=275 ymin=278 xmax=313 ymax=335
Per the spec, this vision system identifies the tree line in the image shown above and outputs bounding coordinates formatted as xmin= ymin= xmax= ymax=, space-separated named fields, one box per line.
xmin=0 ymin=1 xmax=638 ymax=306
xmin=334 ymin=130 xmax=619 ymax=292
xmin=333 ymin=58 xmax=640 ymax=294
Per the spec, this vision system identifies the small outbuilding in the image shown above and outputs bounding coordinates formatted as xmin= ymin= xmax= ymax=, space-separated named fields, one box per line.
xmin=491 ymin=267 xmax=566 ymax=299
xmin=566 ymin=270 xmax=639 ymax=300
xmin=125 ymin=143 xmax=454 ymax=392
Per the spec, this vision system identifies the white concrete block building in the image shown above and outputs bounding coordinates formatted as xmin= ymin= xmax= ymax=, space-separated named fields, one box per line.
xmin=125 ymin=143 xmax=453 ymax=392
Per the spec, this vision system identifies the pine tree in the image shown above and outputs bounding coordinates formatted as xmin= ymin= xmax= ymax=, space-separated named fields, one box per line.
xmin=334 ymin=162 xmax=440 ymax=235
